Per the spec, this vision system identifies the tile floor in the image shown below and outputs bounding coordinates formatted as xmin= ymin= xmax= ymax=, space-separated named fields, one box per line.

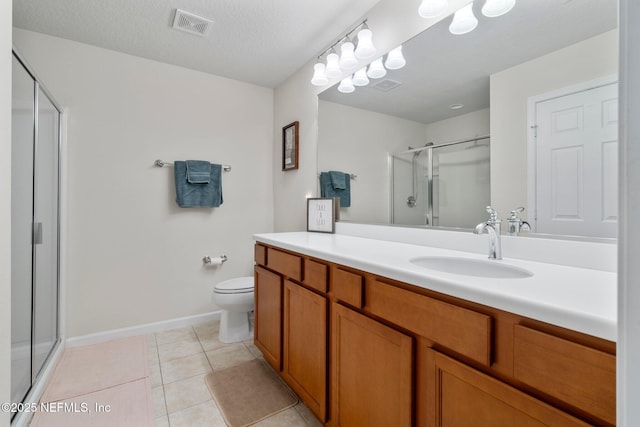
xmin=150 ymin=320 xmax=323 ymax=427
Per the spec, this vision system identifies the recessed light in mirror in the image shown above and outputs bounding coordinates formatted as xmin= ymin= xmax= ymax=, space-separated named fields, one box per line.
xmin=449 ymin=103 xmax=464 ymax=110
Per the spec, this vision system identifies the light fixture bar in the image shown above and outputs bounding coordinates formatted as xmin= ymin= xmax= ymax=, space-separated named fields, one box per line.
xmin=314 ymin=19 xmax=370 ymax=63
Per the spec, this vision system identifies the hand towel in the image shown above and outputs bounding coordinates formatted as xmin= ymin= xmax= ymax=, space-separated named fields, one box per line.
xmin=329 ymin=170 xmax=347 ymax=190
xmin=320 ymin=171 xmax=351 ymax=207
xmin=174 ymin=161 xmax=223 ymax=208
xmin=186 ymin=160 xmax=211 ymax=184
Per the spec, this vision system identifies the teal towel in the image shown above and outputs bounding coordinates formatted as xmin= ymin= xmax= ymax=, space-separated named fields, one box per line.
xmin=186 ymin=160 xmax=211 ymax=184
xmin=320 ymin=171 xmax=350 ymax=207
xmin=174 ymin=161 xmax=223 ymax=208
xmin=329 ymin=170 xmax=347 ymax=190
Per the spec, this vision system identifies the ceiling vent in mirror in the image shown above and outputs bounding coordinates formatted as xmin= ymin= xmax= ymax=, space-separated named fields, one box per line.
xmin=371 ymin=79 xmax=402 ymax=92
xmin=172 ymin=9 xmax=213 ymax=37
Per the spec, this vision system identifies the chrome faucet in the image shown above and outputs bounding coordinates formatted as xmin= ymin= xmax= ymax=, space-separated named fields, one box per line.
xmin=506 ymin=207 xmax=531 ymax=236
xmin=474 ymin=206 xmax=502 ymax=260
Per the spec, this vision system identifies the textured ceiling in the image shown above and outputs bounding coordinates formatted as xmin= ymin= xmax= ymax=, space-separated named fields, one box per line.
xmin=13 ymin=0 xmax=382 ymax=88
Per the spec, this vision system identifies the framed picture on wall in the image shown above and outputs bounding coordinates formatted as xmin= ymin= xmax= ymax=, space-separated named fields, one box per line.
xmin=282 ymin=121 xmax=299 ymax=171
xmin=307 ymin=198 xmax=335 ymax=233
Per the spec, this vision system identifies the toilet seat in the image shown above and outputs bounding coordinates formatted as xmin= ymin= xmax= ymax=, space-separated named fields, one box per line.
xmin=214 ymin=276 xmax=254 ymax=294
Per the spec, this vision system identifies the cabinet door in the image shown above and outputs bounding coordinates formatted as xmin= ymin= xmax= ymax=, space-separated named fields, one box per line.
xmin=254 ymin=266 xmax=283 ymax=371
xmin=428 ymin=350 xmax=590 ymax=427
xmin=283 ymin=280 xmax=327 ymax=421
xmin=332 ymin=303 xmax=413 ymax=427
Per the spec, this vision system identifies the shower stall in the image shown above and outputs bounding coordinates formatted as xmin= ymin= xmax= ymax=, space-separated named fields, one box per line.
xmin=11 ymin=51 xmax=62 ymax=420
xmin=390 ymin=136 xmax=490 ymax=228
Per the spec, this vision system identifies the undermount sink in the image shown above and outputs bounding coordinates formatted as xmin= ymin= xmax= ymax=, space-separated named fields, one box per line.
xmin=409 ymin=256 xmax=533 ymax=279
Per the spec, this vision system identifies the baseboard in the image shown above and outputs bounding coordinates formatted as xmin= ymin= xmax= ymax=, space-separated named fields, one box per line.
xmin=66 ymin=310 xmax=222 ymax=348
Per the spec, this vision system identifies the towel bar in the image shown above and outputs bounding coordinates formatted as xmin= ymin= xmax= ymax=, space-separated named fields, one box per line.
xmin=154 ymin=159 xmax=231 ymax=172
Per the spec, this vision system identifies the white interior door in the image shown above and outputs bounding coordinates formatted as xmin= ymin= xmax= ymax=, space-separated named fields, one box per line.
xmin=534 ymin=82 xmax=618 ymax=238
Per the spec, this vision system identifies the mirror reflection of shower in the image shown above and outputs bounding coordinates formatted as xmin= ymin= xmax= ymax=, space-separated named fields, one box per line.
xmin=406 ymin=143 xmax=433 ymax=210
xmin=391 ymin=136 xmax=490 ymax=228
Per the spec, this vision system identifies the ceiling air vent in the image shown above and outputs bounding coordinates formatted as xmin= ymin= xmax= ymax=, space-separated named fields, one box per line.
xmin=172 ymin=9 xmax=213 ymax=37
xmin=372 ymin=79 xmax=402 ymax=92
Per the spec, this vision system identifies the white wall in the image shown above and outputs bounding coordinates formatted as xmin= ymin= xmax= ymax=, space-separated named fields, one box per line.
xmin=490 ymin=30 xmax=618 ymax=219
xmin=13 ymin=29 xmax=274 ymax=337
xmin=273 ymin=0 xmax=470 ymax=232
xmin=1 ymin=2 xmax=12 ymax=425
xmin=318 ymin=100 xmax=426 ymax=223
xmin=424 ymin=107 xmax=489 ymax=143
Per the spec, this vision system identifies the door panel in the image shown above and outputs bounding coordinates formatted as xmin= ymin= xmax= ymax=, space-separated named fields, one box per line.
xmin=535 ymin=82 xmax=618 ymax=238
xmin=11 ymin=55 xmax=36 ymax=405
xmin=33 ymin=87 xmax=60 ymax=378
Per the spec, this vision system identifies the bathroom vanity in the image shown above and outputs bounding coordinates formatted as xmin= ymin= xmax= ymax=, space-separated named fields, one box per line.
xmin=253 ymin=231 xmax=616 ymax=427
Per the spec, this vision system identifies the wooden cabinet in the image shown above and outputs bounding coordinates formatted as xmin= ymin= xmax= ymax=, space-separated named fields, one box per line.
xmin=427 ymin=350 xmax=590 ymax=427
xmin=254 ymin=243 xmax=616 ymax=427
xmin=283 ymin=279 xmax=327 ymax=421
xmin=332 ymin=303 xmax=413 ymax=427
xmin=254 ymin=265 xmax=283 ymax=371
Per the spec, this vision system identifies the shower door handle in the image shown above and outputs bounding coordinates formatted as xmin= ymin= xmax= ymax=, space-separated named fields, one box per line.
xmin=33 ymin=222 xmax=43 ymax=245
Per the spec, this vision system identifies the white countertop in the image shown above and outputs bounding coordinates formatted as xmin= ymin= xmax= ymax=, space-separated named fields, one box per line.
xmin=254 ymin=231 xmax=617 ymax=342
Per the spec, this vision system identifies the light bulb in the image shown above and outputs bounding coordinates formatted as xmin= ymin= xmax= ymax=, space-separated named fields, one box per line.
xmin=325 ymin=50 xmax=342 ymax=79
xmin=339 ymin=39 xmax=359 ymax=71
xmin=311 ymin=62 xmax=329 ymax=86
xmin=355 ymin=27 xmax=376 ymax=59
xmin=338 ymin=75 xmax=355 ymax=93
xmin=352 ymin=67 xmax=369 ymax=86
xmin=366 ymin=57 xmax=386 ymax=79
xmin=449 ymin=3 xmax=478 ymax=35
xmin=481 ymin=0 xmax=515 ymax=17
xmin=418 ymin=0 xmax=448 ymax=19
xmin=385 ymin=45 xmax=406 ymax=70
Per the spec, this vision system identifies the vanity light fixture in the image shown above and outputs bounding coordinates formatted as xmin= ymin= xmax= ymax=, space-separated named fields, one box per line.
xmin=367 ymin=57 xmax=387 ymax=79
xmin=418 ymin=0 xmax=448 ymax=19
xmin=338 ymin=75 xmax=356 ymax=93
xmin=311 ymin=62 xmax=329 ymax=86
xmin=449 ymin=2 xmax=478 ymax=35
xmin=325 ymin=49 xmax=342 ymax=79
xmin=310 ymin=20 xmax=377 ymax=87
xmin=481 ymin=0 xmax=516 ymax=17
xmin=354 ymin=23 xmax=377 ymax=59
xmin=352 ymin=67 xmax=370 ymax=86
xmin=385 ymin=45 xmax=406 ymax=70
xmin=339 ymin=38 xmax=359 ymax=70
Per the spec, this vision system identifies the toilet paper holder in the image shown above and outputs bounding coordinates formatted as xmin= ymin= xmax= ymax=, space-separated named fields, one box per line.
xmin=203 ymin=255 xmax=228 ymax=265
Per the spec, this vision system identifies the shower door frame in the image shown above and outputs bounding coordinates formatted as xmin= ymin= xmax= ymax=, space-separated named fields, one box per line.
xmin=11 ymin=49 xmax=65 ymax=426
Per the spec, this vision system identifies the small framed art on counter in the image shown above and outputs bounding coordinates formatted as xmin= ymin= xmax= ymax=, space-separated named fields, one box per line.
xmin=307 ymin=198 xmax=335 ymax=233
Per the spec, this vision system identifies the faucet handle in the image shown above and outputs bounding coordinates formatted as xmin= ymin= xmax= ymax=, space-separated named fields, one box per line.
xmin=486 ymin=206 xmax=499 ymax=222
xmin=508 ymin=207 xmax=525 ymax=219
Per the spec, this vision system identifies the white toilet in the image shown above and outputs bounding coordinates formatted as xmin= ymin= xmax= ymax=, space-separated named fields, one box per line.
xmin=212 ymin=276 xmax=255 ymax=343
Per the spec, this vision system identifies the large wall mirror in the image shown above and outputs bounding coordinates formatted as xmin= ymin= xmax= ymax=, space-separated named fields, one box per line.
xmin=317 ymin=0 xmax=618 ymax=240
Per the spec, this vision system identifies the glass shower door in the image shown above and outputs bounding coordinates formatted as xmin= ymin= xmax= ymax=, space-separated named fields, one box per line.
xmin=11 ymin=55 xmax=35 ymax=405
xmin=11 ymin=52 xmax=61 ymax=413
xmin=33 ymin=87 xmax=60 ymax=379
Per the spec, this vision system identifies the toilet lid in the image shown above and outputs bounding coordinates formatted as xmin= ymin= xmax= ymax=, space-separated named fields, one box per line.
xmin=214 ymin=276 xmax=254 ymax=294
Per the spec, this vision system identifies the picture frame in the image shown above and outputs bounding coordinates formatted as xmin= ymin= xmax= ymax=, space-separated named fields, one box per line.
xmin=307 ymin=198 xmax=335 ymax=233
xmin=282 ymin=121 xmax=299 ymax=171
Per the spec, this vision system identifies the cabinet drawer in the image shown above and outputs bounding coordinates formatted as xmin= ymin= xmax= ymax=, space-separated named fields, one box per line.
xmin=366 ymin=280 xmax=492 ymax=365
xmin=254 ymin=244 xmax=267 ymax=266
xmin=266 ymin=248 xmax=302 ymax=281
xmin=513 ymin=325 xmax=615 ymax=426
xmin=332 ymin=268 xmax=363 ymax=308
xmin=304 ymin=259 xmax=328 ymax=293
